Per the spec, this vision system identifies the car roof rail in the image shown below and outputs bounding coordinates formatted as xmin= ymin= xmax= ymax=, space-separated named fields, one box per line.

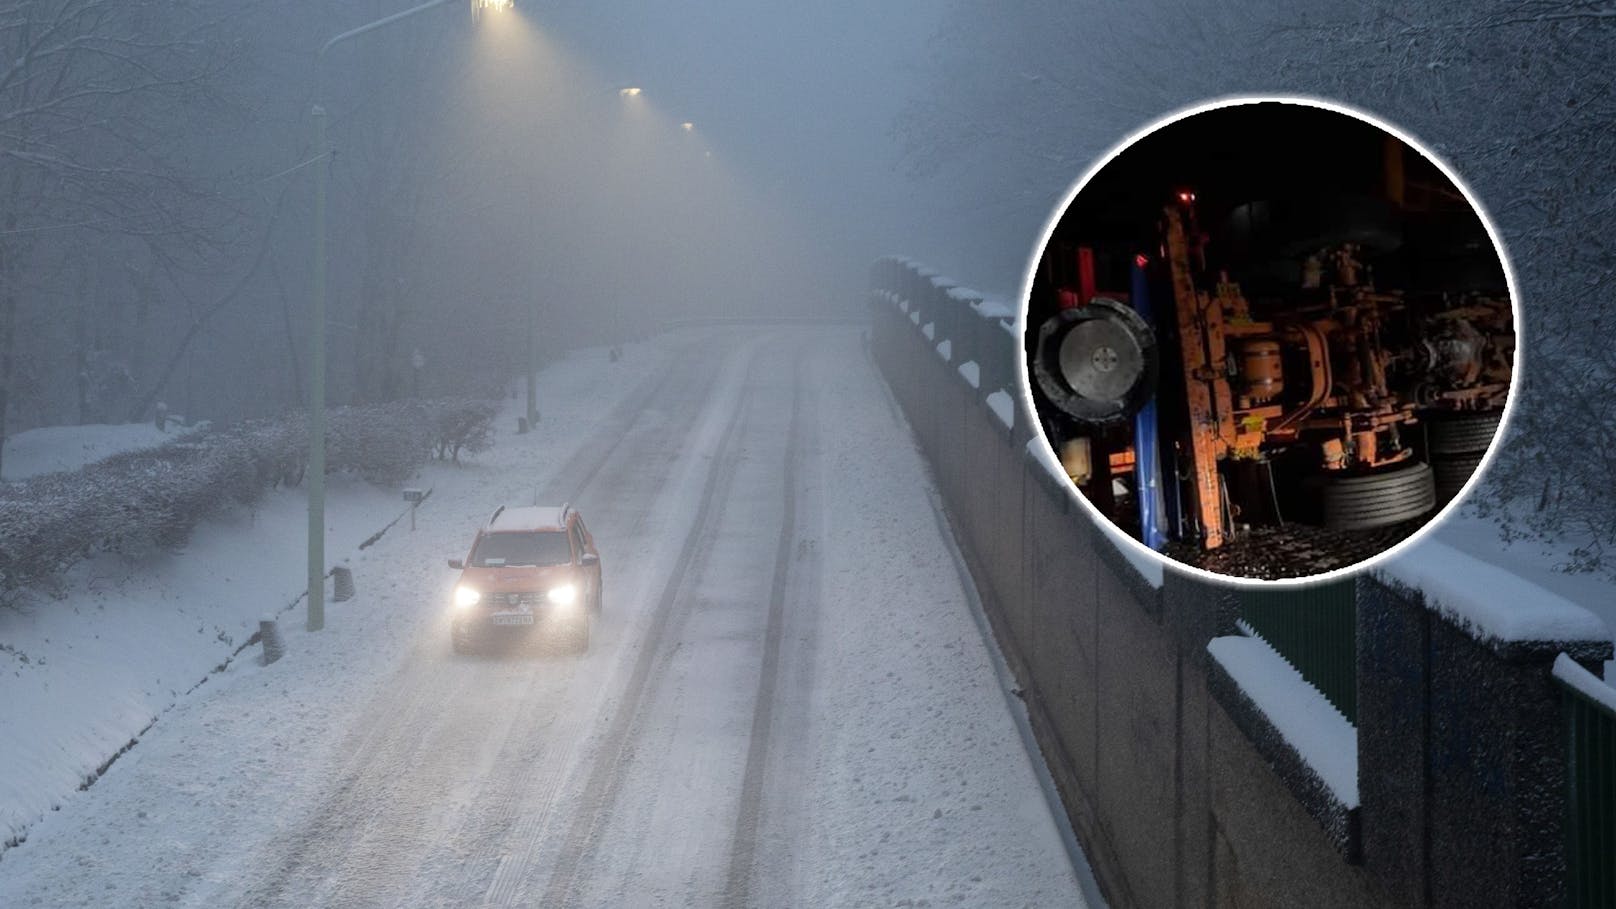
xmin=488 ymin=505 xmax=506 ymax=527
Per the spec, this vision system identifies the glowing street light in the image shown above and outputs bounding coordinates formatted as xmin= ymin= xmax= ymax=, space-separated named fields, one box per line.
xmin=618 ymin=86 xmax=642 ymax=97
xmin=680 ymin=121 xmax=694 ymax=132
xmin=305 ymin=0 xmax=496 ymax=633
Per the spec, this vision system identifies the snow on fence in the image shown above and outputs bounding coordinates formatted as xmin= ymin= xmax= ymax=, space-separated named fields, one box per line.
xmin=867 ymin=255 xmax=1616 ymax=908
xmin=1553 ymin=654 xmax=1616 ymax=909
xmin=1238 ymin=580 xmax=1358 ymax=724
xmin=0 ymin=398 xmax=496 ymax=596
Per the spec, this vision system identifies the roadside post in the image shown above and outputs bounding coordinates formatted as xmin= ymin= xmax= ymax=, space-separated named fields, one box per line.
xmin=404 ymin=487 xmax=425 ymax=530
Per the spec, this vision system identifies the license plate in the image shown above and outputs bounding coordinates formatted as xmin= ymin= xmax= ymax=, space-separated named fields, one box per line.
xmin=491 ymin=613 xmax=534 ymax=626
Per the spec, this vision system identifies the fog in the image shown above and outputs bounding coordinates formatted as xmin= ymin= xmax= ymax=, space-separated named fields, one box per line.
xmin=0 ymin=0 xmax=940 ymax=440
xmin=4 ymin=0 xmax=1613 ymax=564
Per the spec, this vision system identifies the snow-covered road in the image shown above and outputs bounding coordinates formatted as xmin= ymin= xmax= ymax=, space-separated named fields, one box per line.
xmin=0 ymin=327 xmax=1088 ymax=907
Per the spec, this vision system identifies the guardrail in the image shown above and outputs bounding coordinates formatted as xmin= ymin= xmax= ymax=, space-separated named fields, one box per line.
xmin=868 ymin=254 xmax=1615 ymax=908
xmin=1556 ymin=654 xmax=1616 ymax=908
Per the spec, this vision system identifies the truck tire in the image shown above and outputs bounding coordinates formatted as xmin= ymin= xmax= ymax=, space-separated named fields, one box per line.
xmin=1322 ymin=461 xmax=1436 ymax=531
xmin=1433 ymin=452 xmax=1486 ymax=506
xmin=1427 ymin=411 xmax=1503 ymax=456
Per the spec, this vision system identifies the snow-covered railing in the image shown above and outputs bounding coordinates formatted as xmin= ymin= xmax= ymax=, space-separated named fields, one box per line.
xmin=1557 ymin=655 xmax=1616 ymax=908
xmin=866 ymin=255 xmax=1616 ymax=908
xmin=1555 ymin=648 xmax=1616 ymax=909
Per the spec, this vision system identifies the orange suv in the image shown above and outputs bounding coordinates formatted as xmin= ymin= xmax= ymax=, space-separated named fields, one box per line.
xmin=447 ymin=503 xmax=602 ymax=654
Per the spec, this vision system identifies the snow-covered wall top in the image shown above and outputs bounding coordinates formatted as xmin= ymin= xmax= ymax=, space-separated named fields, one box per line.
xmin=1207 ymin=635 xmax=1359 ymax=809
xmin=1377 ymin=539 xmax=1609 ymax=646
xmin=970 ymin=298 xmax=1015 ymax=320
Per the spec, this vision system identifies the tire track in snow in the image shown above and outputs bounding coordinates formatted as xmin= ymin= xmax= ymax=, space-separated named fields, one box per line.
xmin=231 ymin=343 xmax=718 ymax=908
xmin=403 ymin=343 xmax=740 ymax=905
xmin=306 ymin=352 xmax=727 ymax=908
xmin=523 ymin=350 xmax=767 ymax=909
xmin=721 ymin=349 xmax=812 ymax=908
xmin=311 ymin=346 xmax=736 ymax=907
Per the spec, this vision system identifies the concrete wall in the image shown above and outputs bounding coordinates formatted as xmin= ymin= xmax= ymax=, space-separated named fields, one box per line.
xmin=866 ymin=257 xmax=1613 ymax=908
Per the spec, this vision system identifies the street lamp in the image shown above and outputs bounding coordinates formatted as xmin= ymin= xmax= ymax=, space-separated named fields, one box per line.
xmin=306 ymin=0 xmax=505 ymax=632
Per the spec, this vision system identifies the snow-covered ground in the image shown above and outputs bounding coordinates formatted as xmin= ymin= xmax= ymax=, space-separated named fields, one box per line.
xmin=1 ymin=420 xmax=203 ymax=482
xmin=0 ymin=342 xmax=672 ymax=853
xmin=0 ymin=327 xmax=1088 ymax=907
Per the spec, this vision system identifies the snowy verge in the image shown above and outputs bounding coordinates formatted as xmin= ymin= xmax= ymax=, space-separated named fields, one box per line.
xmin=0 ymin=478 xmax=407 ymax=849
xmin=1376 ymin=537 xmax=1609 ymax=647
xmin=0 ymin=340 xmax=668 ymax=854
xmin=1207 ymin=634 xmax=1358 ymax=809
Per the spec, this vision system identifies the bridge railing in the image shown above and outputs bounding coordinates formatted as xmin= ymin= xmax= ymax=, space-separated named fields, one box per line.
xmin=1556 ymin=654 xmax=1616 ymax=908
xmin=868 ymin=255 xmax=1614 ymax=908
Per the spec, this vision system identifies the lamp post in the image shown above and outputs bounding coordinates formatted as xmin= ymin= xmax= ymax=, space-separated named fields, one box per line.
xmin=306 ymin=0 xmax=506 ymax=631
xmin=526 ymin=291 xmax=538 ymax=429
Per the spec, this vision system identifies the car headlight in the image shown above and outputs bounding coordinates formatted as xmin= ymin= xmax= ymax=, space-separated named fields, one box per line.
xmin=547 ymin=583 xmax=578 ymax=606
xmin=454 ymin=585 xmax=481 ymax=609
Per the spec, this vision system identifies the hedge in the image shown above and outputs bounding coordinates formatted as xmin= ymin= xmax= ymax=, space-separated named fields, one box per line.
xmin=0 ymin=398 xmax=498 ymax=595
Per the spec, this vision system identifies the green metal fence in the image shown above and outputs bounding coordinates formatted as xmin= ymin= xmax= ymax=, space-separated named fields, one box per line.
xmin=1237 ymin=580 xmax=1357 ymax=724
xmin=1558 ymin=656 xmax=1616 ymax=908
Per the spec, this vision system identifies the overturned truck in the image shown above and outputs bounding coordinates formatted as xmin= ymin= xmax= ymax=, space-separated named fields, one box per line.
xmin=1027 ymin=133 xmax=1513 ymax=573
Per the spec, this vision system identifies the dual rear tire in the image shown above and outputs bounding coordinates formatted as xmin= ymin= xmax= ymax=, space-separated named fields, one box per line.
xmin=1427 ymin=411 xmax=1502 ymax=507
xmin=1321 ymin=461 xmax=1436 ymax=531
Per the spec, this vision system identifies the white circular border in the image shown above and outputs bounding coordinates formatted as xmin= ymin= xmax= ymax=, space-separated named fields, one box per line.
xmin=1013 ymin=94 xmax=1523 ymax=588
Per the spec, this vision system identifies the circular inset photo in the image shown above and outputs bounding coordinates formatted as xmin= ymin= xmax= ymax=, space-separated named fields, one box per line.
xmin=1020 ymin=99 xmax=1517 ymax=583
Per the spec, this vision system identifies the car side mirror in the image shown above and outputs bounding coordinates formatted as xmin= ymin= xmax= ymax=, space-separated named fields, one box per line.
xmin=447 ymin=558 xmax=464 ymax=570
xmin=579 ymin=553 xmax=599 ymax=566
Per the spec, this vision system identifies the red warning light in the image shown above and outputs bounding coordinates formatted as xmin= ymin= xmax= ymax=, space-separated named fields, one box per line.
xmin=1134 ymin=254 xmax=1149 ymax=268
xmin=1176 ymin=190 xmax=1196 ymax=204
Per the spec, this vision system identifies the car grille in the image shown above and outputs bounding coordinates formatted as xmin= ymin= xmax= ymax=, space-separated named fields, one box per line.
xmin=485 ymin=591 xmax=543 ymax=609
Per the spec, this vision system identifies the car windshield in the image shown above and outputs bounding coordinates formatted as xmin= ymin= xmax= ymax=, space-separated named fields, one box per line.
xmin=470 ymin=531 xmax=572 ymax=567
